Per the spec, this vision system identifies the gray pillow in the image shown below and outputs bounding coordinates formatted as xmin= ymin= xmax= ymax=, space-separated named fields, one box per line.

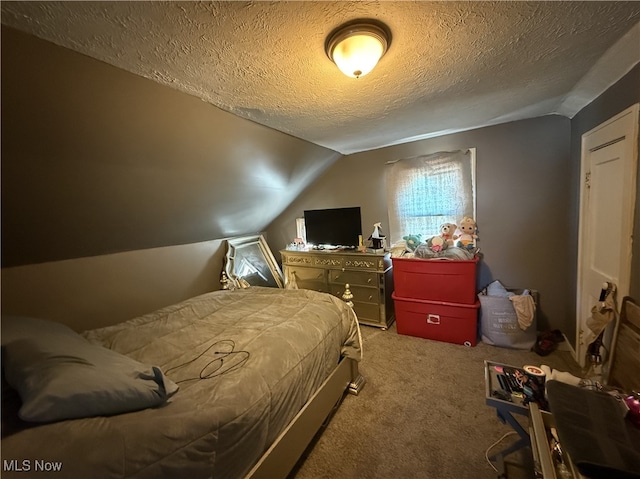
xmin=2 ymin=316 xmax=179 ymax=423
xmin=1 ymin=315 xmax=76 ymax=345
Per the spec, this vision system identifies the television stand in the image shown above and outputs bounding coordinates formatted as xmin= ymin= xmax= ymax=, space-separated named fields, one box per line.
xmin=280 ymin=249 xmax=394 ymax=329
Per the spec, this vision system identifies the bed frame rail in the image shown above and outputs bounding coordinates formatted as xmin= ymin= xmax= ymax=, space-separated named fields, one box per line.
xmin=244 ymin=357 xmax=360 ymax=479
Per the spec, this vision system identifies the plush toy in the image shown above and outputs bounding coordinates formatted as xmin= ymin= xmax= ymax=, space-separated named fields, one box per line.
xmin=402 ymin=234 xmax=422 ymax=252
xmin=440 ymin=223 xmax=458 ymax=246
xmin=456 ymin=216 xmax=478 ymax=250
xmin=426 ymin=235 xmax=448 ymax=253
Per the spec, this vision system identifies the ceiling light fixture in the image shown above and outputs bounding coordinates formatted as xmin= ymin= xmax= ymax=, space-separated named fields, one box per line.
xmin=325 ymin=20 xmax=391 ymax=79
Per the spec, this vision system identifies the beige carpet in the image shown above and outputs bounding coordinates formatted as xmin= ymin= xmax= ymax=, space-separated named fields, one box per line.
xmin=289 ymin=321 xmax=583 ymax=479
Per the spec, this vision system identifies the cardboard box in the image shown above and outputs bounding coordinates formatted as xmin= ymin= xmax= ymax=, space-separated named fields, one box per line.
xmin=393 ymin=292 xmax=479 ymax=346
xmin=392 ymin=256 xmax=478 ymax=304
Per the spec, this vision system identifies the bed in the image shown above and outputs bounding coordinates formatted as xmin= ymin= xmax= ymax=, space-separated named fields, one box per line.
xmin=1 ymin=286 xmax=363 ymax=479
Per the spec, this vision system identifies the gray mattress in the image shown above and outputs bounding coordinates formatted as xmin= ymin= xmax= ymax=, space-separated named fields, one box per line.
xmin=1 ymin=287 xmax=361 ymax=478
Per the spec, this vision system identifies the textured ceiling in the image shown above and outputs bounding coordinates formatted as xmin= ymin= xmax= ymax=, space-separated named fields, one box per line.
xmin=2 ymin=1 xmax=640 ymax=154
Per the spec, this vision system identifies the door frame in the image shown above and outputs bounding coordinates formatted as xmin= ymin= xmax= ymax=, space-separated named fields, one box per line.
xmin=575 ymin=103 xmax=639 ymax=366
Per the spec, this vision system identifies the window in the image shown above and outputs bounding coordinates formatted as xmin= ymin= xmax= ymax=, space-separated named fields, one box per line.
xmin=386 ymin=149 xmax=476 ymax=244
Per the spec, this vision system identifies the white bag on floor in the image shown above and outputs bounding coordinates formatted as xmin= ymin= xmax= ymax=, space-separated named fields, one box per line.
xmin=479 ymin=281 xmax=537 ymax=350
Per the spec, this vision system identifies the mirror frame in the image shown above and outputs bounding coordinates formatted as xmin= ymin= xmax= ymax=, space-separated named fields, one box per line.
xmin=224 ymin=234 xmax=284 ymax=289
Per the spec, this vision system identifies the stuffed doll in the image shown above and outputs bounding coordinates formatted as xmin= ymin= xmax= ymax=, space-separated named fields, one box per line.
xmin=456 ymin=216 xmax=478 ymax=250
xmin=426 ymin=235 xmax=448 ymax=253
xmin=402 ymin=234 xmax=422 ymax=252
xmin=439 ymin=223 xmax=458 ymax=246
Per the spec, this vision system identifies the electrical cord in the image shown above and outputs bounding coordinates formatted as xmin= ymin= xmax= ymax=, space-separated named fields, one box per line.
xmin=485 ymin=430 xmax=517 ymax=473
xmin=165 ymin=339 xmax=250 ymax=384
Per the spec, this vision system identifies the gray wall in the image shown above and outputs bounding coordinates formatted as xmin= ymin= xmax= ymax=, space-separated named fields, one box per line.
xmin=266 ymin=64 xmax=640 ymax=346
xmin=1 ymin=26 xmax=341 ymax=267
xmin=266 ymin=116 xmax=573 ymax=335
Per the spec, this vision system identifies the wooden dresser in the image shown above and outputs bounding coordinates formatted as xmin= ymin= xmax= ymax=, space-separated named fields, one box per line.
xmin=280 ymin=249 xmax=394 ymax=329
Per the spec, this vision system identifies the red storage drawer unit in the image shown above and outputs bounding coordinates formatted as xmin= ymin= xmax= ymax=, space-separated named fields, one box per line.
xmin=392 ymin=256 xmax=479 ymax=304
xmin=393 ymin=292 xmax=480 ymax=346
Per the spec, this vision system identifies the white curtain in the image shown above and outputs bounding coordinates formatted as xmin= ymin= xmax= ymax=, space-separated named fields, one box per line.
xmin=386 ymin=149 xmax=475 ymax=244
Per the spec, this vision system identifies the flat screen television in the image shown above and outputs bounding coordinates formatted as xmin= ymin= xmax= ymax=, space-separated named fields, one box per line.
xmin=304 ymin=206 xmax=362 ymax=247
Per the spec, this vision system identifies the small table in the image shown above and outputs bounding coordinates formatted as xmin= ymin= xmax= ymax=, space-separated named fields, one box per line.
xmin=484 ymin=360 xmax=533 ymax=478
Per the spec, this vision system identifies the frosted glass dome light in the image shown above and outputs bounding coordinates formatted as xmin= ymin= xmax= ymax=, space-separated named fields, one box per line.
xmin=325 ymin=21 xmax=391 ymax=79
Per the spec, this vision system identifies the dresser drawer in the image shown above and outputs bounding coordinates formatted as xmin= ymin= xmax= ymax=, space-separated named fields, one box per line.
xmin=296 ymin=281 xmax=329 ymax=292
xmin=328 ymin=269 xmax=377 ymax=286
xmin=285 ymin=267 xmax=328 ymax=292
xmin=329 ymin=283 xmax=379 ymax=304
xmin=352 ymin=302 xmax=382 ymax=323
xmin=281 ymin=253 xmax=314 ymax=267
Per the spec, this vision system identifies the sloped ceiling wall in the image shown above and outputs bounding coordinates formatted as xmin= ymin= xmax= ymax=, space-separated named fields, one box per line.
xmin=3 ymin=1 xmax=639 ymax=266
xmin=1 ymin=27 xmax=341 ymax=267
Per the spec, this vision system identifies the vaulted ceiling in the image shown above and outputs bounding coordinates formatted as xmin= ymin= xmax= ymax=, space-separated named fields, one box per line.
xmin=2 ymin=1 xmax=640 ymax=154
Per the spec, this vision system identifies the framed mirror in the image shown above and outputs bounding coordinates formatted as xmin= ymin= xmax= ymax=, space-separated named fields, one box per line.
xmin=224 ymin=235 xmax=284 ymax=289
